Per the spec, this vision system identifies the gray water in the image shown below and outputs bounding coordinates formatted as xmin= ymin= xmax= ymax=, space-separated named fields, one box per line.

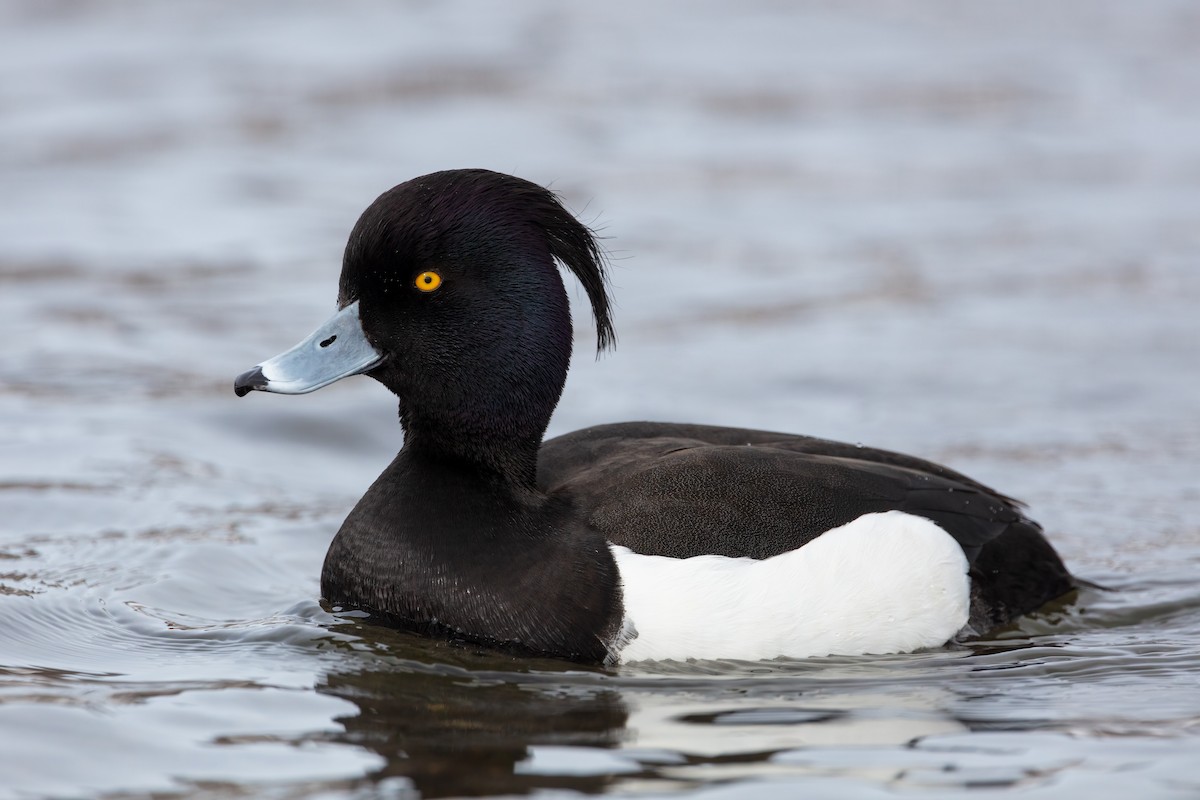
xmin=3 ymin=1 xmax=1199 ymax=797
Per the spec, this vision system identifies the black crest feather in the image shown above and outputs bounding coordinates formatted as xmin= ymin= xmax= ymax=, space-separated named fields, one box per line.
xmin=436 ymin=169 xmax=616 ymax=353
xmin=530 ymin=181 xmax=616 ymax=354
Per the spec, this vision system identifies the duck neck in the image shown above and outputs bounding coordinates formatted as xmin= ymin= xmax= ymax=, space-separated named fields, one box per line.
xmin=399 ymin=412 xmax=545 ymax=489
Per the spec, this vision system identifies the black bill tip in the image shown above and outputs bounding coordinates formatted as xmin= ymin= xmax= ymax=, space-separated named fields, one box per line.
xmin=234 ymin=366 xmax=267 ymax=397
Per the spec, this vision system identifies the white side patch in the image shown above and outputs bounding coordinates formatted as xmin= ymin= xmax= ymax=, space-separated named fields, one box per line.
xmin=609 ymin=510 xmax=970 ymax=663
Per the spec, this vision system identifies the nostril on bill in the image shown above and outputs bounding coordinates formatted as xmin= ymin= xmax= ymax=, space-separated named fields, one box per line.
xmin=319 ymin=335 xmax=337 ymax=348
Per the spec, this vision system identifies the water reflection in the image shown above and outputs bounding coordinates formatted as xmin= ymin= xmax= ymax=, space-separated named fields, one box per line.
xmin=310 ymin=622 xmax=998 ymax=796
xmin=313 ymin=648 xmax=1025 ymax=796
xmin=315 ymin=628 xmax=628 ymax=797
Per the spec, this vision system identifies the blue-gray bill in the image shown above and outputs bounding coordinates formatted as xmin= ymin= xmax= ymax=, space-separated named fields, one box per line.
xmin=234 ymin=301 xmax=384 ymax=397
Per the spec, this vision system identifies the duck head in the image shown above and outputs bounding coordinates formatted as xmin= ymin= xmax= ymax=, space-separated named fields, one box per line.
xmin=235 ymin=169 xmax=614 ymax=480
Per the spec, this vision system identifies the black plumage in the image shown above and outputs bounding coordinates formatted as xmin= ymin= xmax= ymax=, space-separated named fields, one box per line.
xmin=236 ymin=168 xmax=1075 ymax=662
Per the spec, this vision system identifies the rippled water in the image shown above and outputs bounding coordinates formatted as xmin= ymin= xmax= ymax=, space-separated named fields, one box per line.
xmin=3 ymin=1 xmax=1199 ymax=797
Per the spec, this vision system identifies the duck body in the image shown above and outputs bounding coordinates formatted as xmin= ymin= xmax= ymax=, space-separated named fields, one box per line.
xmin=540 ymin=422 xmax=1071 ymax=660
xmin=235 ymin=169 xmax=1074 ymax=664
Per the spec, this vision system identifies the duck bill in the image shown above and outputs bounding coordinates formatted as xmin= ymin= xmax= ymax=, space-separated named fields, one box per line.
xmin=234 ymin=301 xmax=384 ymax=397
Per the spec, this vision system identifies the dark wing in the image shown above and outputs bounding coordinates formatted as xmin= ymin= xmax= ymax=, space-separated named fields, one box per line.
xmin=537 ymin=422 xmax=1023 ymax=562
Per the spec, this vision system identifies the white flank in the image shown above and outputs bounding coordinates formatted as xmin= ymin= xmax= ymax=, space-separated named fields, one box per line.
xmin=609 ymin=510 xmax=970 ymax=663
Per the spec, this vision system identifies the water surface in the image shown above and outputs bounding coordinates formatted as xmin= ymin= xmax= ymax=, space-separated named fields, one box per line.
xmin=2 ymin=1 xmax=1199 ymax=797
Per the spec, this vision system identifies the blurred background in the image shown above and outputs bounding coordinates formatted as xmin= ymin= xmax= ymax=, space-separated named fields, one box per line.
xmin=1 ymin=1 xmax=1198 ymax=798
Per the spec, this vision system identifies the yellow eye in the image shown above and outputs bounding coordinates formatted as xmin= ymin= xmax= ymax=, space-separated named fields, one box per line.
xmin=415 ymin=271 xmax=442 ymax=292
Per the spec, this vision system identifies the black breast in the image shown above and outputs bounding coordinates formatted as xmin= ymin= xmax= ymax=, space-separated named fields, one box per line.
xmin=322 ymin=451 xmax=624 ymax=662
